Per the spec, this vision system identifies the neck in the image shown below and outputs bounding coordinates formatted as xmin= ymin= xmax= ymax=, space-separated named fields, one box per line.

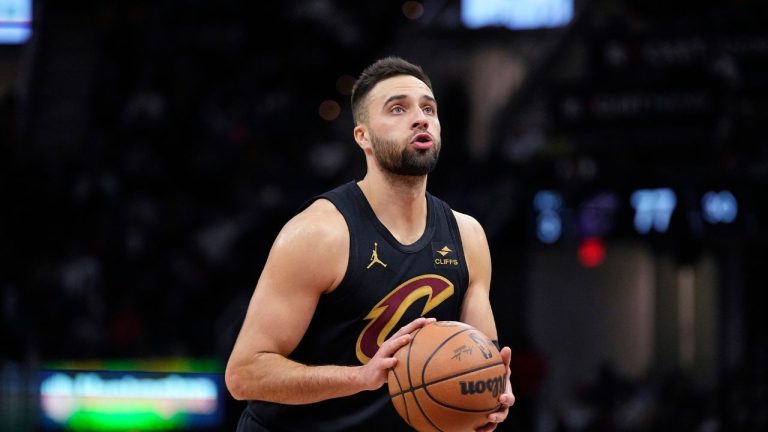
xmin=358 ymin=169 xmax=428 ymax=245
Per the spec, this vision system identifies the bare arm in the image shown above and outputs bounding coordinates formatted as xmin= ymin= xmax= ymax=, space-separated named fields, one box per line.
xmin=454 ymin=211 xmax=515 ymax=430
xmin=225 ymin=200 xmax=430 ymax=404
xmin=454 ymin=211 xmax=497 ymax=338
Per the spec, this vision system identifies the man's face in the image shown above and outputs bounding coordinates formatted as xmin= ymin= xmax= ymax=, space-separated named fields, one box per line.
xmin=362 ymin=75 xmax=441 ymax=176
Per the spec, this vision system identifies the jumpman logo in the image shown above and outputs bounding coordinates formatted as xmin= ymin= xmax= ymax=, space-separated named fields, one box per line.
xmin=366 ymin=242 xmax=387 ymax=269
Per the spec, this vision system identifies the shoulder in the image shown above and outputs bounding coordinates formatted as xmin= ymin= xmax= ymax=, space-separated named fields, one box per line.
xmin=449 ymin=212 xmax=495 ymax=331
xmin=277 ymin=198 xmax=348 ymax=250
xmin=451 ymin=210 xmax=488 ymax=245
xmin=451 ymin=210 xmax=491 ymax=280
xmin=269 ymin=198 xmax=349 ymax=293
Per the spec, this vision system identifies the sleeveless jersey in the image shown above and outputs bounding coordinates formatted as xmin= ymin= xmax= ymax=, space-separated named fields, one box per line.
xmin=240 ymin=181 xmax=469 ymax=431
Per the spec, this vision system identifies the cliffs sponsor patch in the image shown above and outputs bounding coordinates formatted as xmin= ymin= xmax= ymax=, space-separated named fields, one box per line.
xmin=432 ymin=242 xmax=459 ymax=269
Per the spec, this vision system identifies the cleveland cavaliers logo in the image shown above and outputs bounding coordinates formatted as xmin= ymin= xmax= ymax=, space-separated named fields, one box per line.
xmin=355 ymin=275 xmax=454 ymax=364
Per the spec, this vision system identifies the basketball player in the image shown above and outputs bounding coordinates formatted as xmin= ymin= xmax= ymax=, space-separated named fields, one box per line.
xmin=226 ymin=57 xmax=514 ymax=431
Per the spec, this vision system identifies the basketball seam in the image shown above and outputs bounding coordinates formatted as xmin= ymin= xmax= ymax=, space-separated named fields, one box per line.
xmin=392 ymin=324 xmax=504 ymax=430
xmin=418 ymin=327 xmax=504 ymax=415
xmin=390 ymin=361 xmax=505 ymax=401
xmin=389 ymin=368 xmax=409 ymax=425
xmin=403 ymin=326 xmax=423 ymax=427
xmin=421 ymin=328 xmax=504 ymax=413
xmin=408 ymin=326 xmax=446 ymax=432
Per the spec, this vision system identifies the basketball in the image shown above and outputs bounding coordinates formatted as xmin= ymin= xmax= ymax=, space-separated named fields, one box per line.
xmin=387 ymin=321 xmax=507 ymax=432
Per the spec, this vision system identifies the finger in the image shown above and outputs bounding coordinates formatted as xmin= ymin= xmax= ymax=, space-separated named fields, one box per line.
xmin=397 ymin=317 xmax=434 ymax=336
xmin=379 ymin=357 xmax=398 ymax=369
xmin=376 ymin=333 xmax=411 ymax=358
xmin=475 ymin=421 xmax=497 ymax=432
xmin=500 ymin=346 xmax=512 ymax=368
xmin=488 ymin=407 xmax=509 ymax=423
xmin=499 ymin=391 xmax=515 ymax=407
xmin=391 ymin=317 xmax=435 ymax=339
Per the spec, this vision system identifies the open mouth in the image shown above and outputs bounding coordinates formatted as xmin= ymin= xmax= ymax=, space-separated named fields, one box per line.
xmin=411 ymin=133 xmax=433 ymax=149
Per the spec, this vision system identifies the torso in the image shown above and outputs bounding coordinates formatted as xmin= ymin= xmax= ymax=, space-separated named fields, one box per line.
xmin=243 ymin=181 xmax=469 ymax=431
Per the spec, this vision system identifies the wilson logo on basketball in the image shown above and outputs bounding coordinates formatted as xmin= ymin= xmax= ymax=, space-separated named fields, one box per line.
xmin=355 ymin=275 xmax=454 ymax=364
xmin=459 ymin=374 xmax=506 ymax=398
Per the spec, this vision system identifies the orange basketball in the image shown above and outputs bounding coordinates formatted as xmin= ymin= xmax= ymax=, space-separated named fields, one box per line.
xmin=387 ymin=321 xmax=506 ymax=432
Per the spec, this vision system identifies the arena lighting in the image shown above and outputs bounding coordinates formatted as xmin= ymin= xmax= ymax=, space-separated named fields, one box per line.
xmin=701 ymin=190 xmax=738 ymax=224
xmin=578 ymin=237 xmax=606 ymax=268
xmin=39 ymin=358 xmax=224 ymax=431
xmin=461 ymin=0 xmax=573 ymax=30
xmin=318 ymin=99 xmax=341 ymax=121
xmin=402 ymin=1 xmax=425 ymax=20
xmin=630 ymin=188 xmax=677 ymax=234
xmin=534 ymin=190 xmax=563 ymax=244
xmin=578 ymin=192 xmax=619 ymax=237
xmin=0 ymin=0 xmax=32 ymax=44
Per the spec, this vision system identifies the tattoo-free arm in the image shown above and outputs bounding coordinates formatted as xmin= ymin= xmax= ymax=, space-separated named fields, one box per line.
xmin=225 ymin=200 xmax=432 ymax=404
xmin=454 ymin=211 xmax=515 ymax=430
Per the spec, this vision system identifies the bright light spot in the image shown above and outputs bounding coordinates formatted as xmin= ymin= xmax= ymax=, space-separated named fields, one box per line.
xmin=702 ymin=190 xmax=738 ymax=224
xmin=534 ymin=190 xmax=562 ymax=212
xmin=534 ymin=190 xmax=563 ymax=244
xmin=0 ymin=0 xmax=32 ymax=44
xmin=631 ymin=188 xmax=677 ymax=234
xmin=461 ymin=0 xmax=573 ymax=30
xmin=537 ymin=213 xmax=562 ymax=244
xmin=578 ymin=237 xmax=606 ymax=268
xmin=402 ymin=1 xmax=425 ymax=20
xmin=39 ymin=371 xmax=221 ymax=430
xmin=318 ymin=99 xmax=341 ymax=121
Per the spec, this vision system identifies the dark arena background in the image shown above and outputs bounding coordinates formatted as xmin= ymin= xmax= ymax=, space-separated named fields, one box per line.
xmin=2 ymin=0 xmax=767 ymax=431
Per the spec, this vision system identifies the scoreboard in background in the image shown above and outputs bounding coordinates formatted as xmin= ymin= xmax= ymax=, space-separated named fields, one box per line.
xmin=461 ymin=0 xmax=573 ymax=30
xmin=0 ymin=0 xmax=32 ymax=44
xmin=39 ymin=358 xmax=224 ymax=431
xmin=532 ymin=186 xmax=756 ymax=246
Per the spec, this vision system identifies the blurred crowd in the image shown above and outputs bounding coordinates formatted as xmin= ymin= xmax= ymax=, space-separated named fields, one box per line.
xmin=1 ymin=1 xmax=767 ymax=431
xmin=539 ymin=363 xmax=767 ymax=432
xmin=1 ymin=2 xmax=369 ymax=362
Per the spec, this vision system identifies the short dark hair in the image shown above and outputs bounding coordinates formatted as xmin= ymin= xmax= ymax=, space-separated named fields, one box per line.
xmin=350 ymin=56 xmax=433 ymax=125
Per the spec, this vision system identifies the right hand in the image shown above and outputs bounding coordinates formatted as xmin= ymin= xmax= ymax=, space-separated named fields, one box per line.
xmin=356 ymin=317 xmax=436 ymax=391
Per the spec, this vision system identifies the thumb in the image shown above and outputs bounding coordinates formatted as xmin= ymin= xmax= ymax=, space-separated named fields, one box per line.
xmin=500 ymin=346 xmax=512 ymax=368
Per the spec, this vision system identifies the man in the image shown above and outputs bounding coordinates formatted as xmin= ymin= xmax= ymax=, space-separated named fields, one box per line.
xmin=226 ymin=57 xmax=514 ymax=431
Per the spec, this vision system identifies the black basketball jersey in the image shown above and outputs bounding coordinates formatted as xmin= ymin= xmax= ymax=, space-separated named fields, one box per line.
xmin=240 ymin=181 xmax=469 ymax=432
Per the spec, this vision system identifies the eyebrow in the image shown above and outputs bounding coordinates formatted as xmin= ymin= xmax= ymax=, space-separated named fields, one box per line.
xmin=382 ymin=94 xmax=437 ymax=108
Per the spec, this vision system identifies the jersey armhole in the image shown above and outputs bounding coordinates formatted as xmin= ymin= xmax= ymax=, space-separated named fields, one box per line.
xmin=310 ymin=196 xmax=360 ymax=303
xmin=438 ymin=199 xmax=470 ymax=312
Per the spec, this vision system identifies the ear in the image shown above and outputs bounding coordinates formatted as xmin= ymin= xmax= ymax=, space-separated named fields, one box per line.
xmin=353 ymin=124 xmax=370 ymax=150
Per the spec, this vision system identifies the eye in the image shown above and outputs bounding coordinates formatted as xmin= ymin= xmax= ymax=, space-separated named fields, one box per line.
xmin=391 ymin=106 xmax=405 ymax=114
xmin=422 ymin=105 xmax=435 ymax=115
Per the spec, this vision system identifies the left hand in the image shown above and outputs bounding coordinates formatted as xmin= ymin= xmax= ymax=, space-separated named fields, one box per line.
xmin=476 ymin=346 xmax=515 ymax=432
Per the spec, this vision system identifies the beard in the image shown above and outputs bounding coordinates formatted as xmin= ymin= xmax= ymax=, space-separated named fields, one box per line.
xmin=370 ymin=131 xmax=440 ymax=177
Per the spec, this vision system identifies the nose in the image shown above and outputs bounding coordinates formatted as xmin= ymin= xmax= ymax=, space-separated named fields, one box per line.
xmin=411 ymin=110 xmax=429 ymax=130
